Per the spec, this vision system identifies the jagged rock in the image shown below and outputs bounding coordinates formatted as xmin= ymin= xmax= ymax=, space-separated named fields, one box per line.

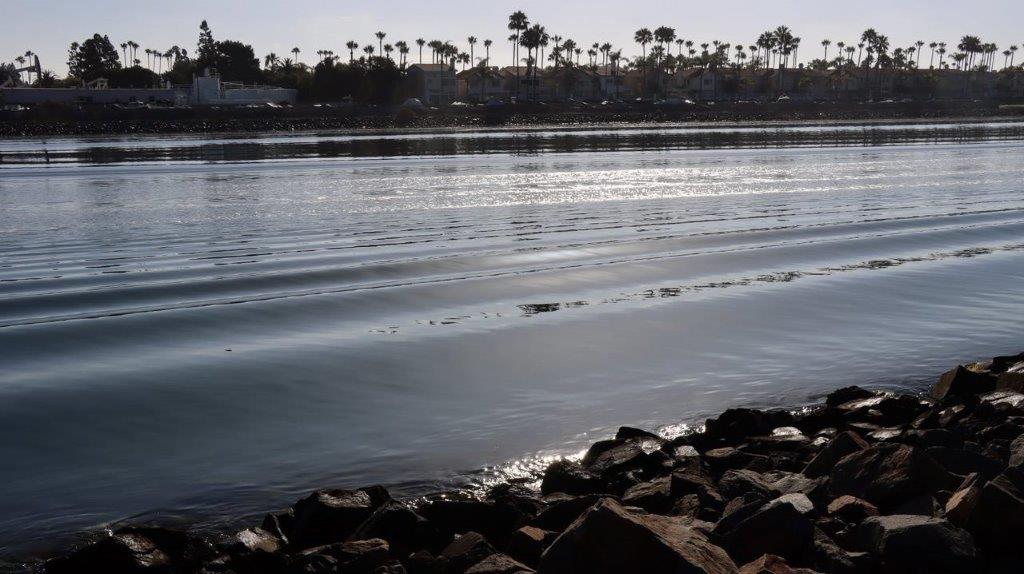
xmin=768 ymin=473 xmax=830 ymax=509
xmin=420 ymin=498 xmax=527 ymax=547
xmin=827 ymin=387 xmax=877 ymax=408
xmin=931 ymin=366 xmax=996 ymax=401
xmin=295 ymin=538 xmax=391 ymax=573
xmin=829 ymin=444 xmax=953 ymax=511
xmin=704 ymin=447 xmax=770 ymax=473
xmin=803 ymin=431 xmax=868 ymax=478
xmin=826 ymin=496 xmax=878 ymax=523
xmin=855 ymin=515 xmax=976 ymax=573
xmin=376 ymin=560 xmax=408 ymax=573
xmin=438 ymin=532 xmax=494 ymax=574
xmin=45 ymin=532 xmax=171 ymax=574
xmin=223 ymin=527 xmax=282 ymax=555
xmin=285 ymin=552 xmax=338 ymax=574
xmin=464 ymin=553 xmax=534 ymax=574
xmin=811 ymin=529 xmax=874 ymax=574
xmin=719 ymin=470 xmax=774 ymax=500
xmin=540 ymin=498 xmax=738 ymax=573
xmin=290 ymin=488 xmax=388 ymax=549
xmin=948 ymin=468 xmax=1024 ymax=552
xmin=616 ymin=426 xmax=664 ymax=442
xmin=531 ymin=494 xmax=606 ymax=533
xmin=924 ymin=446 xmax=1003 ymax=480
xmin=405 ymin=550 xmax=439 ymax=574
xmin=581 ymin=438 xmax=662 ymax=478
xmin=621 ymin=476 xmax=674 ymax=513
xmin=349 ymin=501 xmax=446 ymax=556
xmin=718 ymin=495 xmax=815 ymax=564
xmin=507 ymin=526 xmax=556 ymax=566
xmin=261 ymin=510 xmax=294 ymax=544
xmin=739 ymin=554 xmax=822 ymax=573
xmin=540 ymin=459 xmax=604 ymax=496
xmin=705 ymin=409 xmax=793 ymax=445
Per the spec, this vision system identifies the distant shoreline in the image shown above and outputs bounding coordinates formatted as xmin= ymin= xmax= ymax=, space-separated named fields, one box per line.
xmin=2 ymin=100 xmax=1021 ymax=138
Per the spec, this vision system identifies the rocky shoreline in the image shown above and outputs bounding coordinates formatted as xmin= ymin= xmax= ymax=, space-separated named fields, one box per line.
xmin=19 ymin=351 xmax=1024 ymax=573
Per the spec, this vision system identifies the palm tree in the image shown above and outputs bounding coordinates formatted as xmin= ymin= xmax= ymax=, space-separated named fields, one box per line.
xmin=120 ymin=43 xmax=129 ymax=66
xmin=384 ymin=44 xmax=394 ymax=61
xmin=938 ymin=44 xmax=947 ymax=68
xmin=291 ymin=47 xmax=301 ymax=66
xmin=915 ymin=40 xmax=925 ymax=68
xmin=484 ymin=39 xmax=493 ymax=66
xmin=1011 ymin=45 xmax=1018 ymax=68
xmin=375 ymin=32 xmax=386 ymax=55
xmin=467 ymin=36 xmax=477 ymax=65
xmin=634 ymin=28 xmax=653 ymax=98
xmin=364 ymin=45 xmax=375 ymax=60
xmin=822 ymin=39 xmax=831 ymax=61
xmin=415 ymin=39 xmax=425 ymax=64
xmin=928 ymin=42 xmax=938 ymax=68
xmin=264 ymin=53 xmax=279 ymax=70
xmin=508 ymin=11 xmax=529 ymax=98
xmin=346 ymin=42 xmax=359 ymax=63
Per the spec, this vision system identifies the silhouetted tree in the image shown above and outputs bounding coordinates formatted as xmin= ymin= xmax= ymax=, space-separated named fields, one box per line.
xmin=67 ymin=34 xmax=121 ymax=81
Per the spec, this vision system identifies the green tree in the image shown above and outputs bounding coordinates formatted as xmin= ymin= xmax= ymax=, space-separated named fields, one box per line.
xmin=197 ymin=20 xmax=217 ymax=70
xmin=634 ymin=28 xmax=653 ymax=98
xmin=67 ymin=34 xmax=121 ymax=81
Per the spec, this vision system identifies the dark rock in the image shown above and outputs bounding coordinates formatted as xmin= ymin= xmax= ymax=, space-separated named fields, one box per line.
xmin=899 ymin=429 xmax=963 ymax=450
xmin=261 ymin=510 xmax=294 ymax=544
xmin=811 ymin=529 xmax=874 ymax=574
xmin=464 ymin=553 xmax=534 ymax=574
xmin=615 ymin=426 xmax=664 ymax=442
xmin=803 ymin=431 xmax=869 ymax=478
xmin=420 ymin=498 xmax=526 ymax=547
xmin=621 ymin=476 xmax=674 ymax=513
xmin=45 ymin=532 xmax=172 ymax=574
xmin=405 ymin=550 xmax=439 ymax=574
xmin=506 ymin=526 xmax=556 ymax=566
xmin=704 ymin=447 xmax=770 ymax=473
xmin=438 ymin=532 xmax=494 ymax=574
xmin=826 ymin=496 xmax=878 ymax=523
xmin=826 ymin=387 xmax=877 ymax=408
xmin=855 ymin=515 xmax=976 ymax=573
xmin=539 ymin=498 xmax=738 ymax=573
xmin=581 ymin=438 xmax=662 ymax=478
xmin=285 ymin=552 xmax=338 ymax=574
xmin=350 ymin=501 xmax=446 ymax=556
xmin=984 ymin=352 xmax=1024 ymax=373
xmin=223 ymin=527 xmax=282 ymax=555
xmin=1009 ymin=434 xmax=1024 ymax=468
xmin=718 ymin=470 xmax=775 ymax=500
xmin=949 ymin=468 xmax=1024 ymax=553
xmin=931 ymin=366 xmax=996 ymax=401
xmin=291 ymin=488 xmax=389 ymax=550
xmin=925 ymin=446 xmax=1003 ymax=480
xmin=768 ymin=473 xmax=831 ymax=509
xmin=376 ymin=560 xmax=408 ymax=573
xmin=539 ymin=459 xmax=604 ymax=496
xmin=531 ymin=495 xmax=606 ymax=533
xmin=829 ymin=444 xmax=954 ymax=511
xmin=301 ymin=538 xmax=390 ymax=573
xmin=705 ymin=409 xmax=792 ymax=445
xmin=719 ymin=495 xmax=815 ymax=564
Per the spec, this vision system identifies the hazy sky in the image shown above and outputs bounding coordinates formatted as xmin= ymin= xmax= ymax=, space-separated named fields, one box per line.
xmin=4 ymin=0 xmax=1023 ymax=75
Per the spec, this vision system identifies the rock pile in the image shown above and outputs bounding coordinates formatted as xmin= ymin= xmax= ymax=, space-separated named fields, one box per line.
xmin=40 ymin=352 xmax=1024 ymax=573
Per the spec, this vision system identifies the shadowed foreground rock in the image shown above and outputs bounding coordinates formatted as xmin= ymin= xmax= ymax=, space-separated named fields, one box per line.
xmin=36 ymin=350 xmax=1024 ymax=573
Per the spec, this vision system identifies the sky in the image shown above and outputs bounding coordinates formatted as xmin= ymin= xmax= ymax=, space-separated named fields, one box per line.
xmin=4 ymin=0 xmax=1023 ymax=75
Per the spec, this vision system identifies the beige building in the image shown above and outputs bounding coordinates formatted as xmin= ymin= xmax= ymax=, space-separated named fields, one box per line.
xmin=407 ymin=64 xmax=458 ymax=106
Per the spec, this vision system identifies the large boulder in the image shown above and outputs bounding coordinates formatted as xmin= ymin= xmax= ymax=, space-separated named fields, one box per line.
xmin=296 ymin=538 xmax=392 ymax=573
xmin=826 ymin=496 xmax=878 ymax=524
xmin=539 ymin=498 xmax=737 ymax=573
xmin=420 ymin=498 xmax=528 ymax=547
xmin=705 ymin=409 xmax=792 ymax=445
xmin=290 ymin=488 xmax=389 ymax=549
xmin=540 ymin=459 xmax=604 ymax=496
xmin=829 ymin=444 xmax=952 ymax=511
xmin=718 ymin=495 xmax=815 ymax=565
xmin=349 ymin=501 xmax=446 ymax=556
xmin=739 ymin=554 xmax=822 ymax=574
xmin=946 ymin=468 xmax=1024 ymax=553
xmin=464 ymin=553 xmax=534 ymax=574
xmin=621 ymin=476 xmax=674 ymax=513
xmin=931 ymin=366 xmax=996 ymax=401
xmin=507 ymin=526 xmax=557 ymax=566
xmin=45 ymin=532 xmax=172 ymax=574
xmin=855 ymin=515 xmax=976 ymax=573
xmin=803 ymin=431 xmax=869 ymax=478
xmin=438 ymin=532 xmax=495 ymax=573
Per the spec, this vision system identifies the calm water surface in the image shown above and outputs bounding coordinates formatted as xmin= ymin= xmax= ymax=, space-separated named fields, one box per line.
xmin=2 ymin=121 xmax=1024 ymax=557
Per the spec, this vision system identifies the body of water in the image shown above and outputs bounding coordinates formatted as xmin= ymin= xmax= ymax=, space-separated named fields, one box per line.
xmin=2 ymin=120 xmax=1024 ymax=557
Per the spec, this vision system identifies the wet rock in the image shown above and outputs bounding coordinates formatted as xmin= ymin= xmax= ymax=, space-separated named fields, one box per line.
xmin=621 ymin=476 xmax=674 ymax=513
xmin=350 ymin=501 xmax=446 ymax=556
xmin=803 ymin=431 xmax=869 ymax=478
xmin=223 ymin=527 xmax=282 ymax=555
xmin=290 ymin=488 xmax=389 ymax=549
xmin=540 ymin=459 xmax=604 ymax=496
xmin=615 ymin=426 xmax=664 ymax=442
xmin=931 ymin=365 xmax=996 ymax=401
xmin=705 ymin=409 xmax=792 ymax=445
xmin=438 ymin=532 xmax=494 ymax=574
xmin=540 ymin=498 xmax=738 ymax=573
xmin=855 ymin=515 xmax=976 ymax=573
xmin=506 ymin=526 xmax=556 ymax=566
xmin=739 ymin=554 xmax=822 ymax=573
xmin=829 ymin=444 xmax=953 ymax=511
xmin=581 ymin=438 xmax=662 ymax=478
xmin=826 ymin=496 xmax=879 ymax=523
xmin=464 ymin=553 xmax=534 ymax=574
xmin=826 ymin=386 xmax=877 ymax=408
xmin=719 ymin=495 xmax=815 ymax=564
xmin=45 ymin=532 xmax=171 ymax=574
xmin=261 ymin=510 xmax=294 ymax=544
